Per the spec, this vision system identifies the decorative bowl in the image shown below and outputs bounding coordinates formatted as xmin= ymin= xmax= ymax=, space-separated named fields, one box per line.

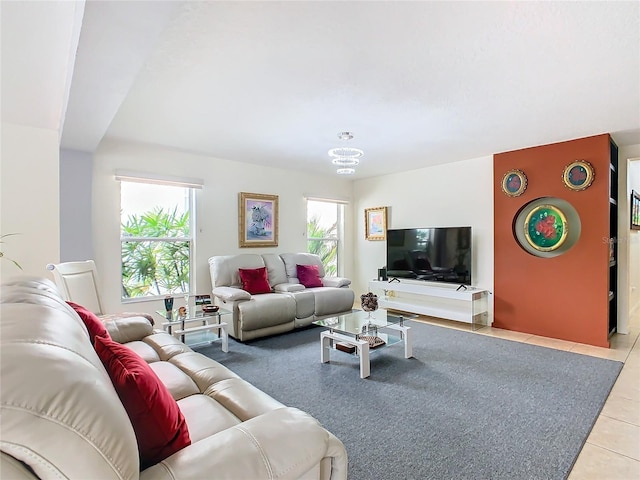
xmin=202 ymin=305 xmax=219 ymax=314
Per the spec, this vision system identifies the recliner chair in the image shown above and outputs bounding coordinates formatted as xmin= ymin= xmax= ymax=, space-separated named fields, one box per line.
xmin=46 ymin=260 xmax=155 ymax=325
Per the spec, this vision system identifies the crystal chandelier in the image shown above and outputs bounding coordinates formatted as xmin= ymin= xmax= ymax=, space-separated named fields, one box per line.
xmin=329 ymin=132 xmax=362 ymax=175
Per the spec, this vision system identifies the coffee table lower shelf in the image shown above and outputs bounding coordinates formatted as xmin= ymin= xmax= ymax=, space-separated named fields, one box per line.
xmin=320 ymin=323 xmax=412 ymax=379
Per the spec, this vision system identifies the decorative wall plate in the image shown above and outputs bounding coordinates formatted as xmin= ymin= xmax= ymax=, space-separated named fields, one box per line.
xmin=523 ymin=204 xmax=568 ymax=252
xmin=501 ymin=169 xmax=527 ymax=197
xmin=563 ymin=160 xmax=595 ymax=191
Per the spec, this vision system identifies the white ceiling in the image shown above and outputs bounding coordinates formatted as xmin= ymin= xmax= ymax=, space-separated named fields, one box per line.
xmin=4 ymin=1 xmax=640 ymax=179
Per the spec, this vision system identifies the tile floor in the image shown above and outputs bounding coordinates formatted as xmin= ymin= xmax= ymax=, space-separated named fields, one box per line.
xmin=413 ymin=310 xmax=640 ymax=480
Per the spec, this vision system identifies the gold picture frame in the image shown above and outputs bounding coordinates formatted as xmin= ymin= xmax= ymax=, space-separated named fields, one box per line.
xmin=523 ymin=204 xmax=568 ymax=252
xmin=501 ymin=169 xmax=527 ymax=197
xmin=563 ymin=160 xmax=595 ymax=191
xmin=364 ymin=206 xmax=387 ymax=241
xmin=238 ymin=192 xmax=279 ymax=248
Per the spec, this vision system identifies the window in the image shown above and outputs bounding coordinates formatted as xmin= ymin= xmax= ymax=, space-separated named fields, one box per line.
xmin=306 ymin=199 xmax=343 ymax=276
xmin=120 ymin=181 xmax=194 ymax=300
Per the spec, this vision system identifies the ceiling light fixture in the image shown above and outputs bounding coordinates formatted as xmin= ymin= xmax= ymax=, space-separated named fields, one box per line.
xmin=331 ymin=157 xmax=360 ymax=166
xmin=328 ymin=147 xmax=364 ymax=158
xmin=330 ymin=131 xmax=362 ymax=176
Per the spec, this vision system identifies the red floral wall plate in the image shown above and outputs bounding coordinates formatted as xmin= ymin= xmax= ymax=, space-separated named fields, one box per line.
xmin=562 ymin=160 xmax=595 ymax=191
xmin=501 ymin=169 xmax=527 ymax=197
xmin=523 ymin=204 xmax=568 ymax=252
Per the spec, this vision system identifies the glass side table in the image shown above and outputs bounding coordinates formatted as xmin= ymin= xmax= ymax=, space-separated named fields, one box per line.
xmin=155 ymin=307 xmax=231 ymax=351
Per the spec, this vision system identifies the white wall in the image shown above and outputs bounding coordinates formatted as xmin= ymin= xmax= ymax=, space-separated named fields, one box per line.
xmin=60 ymin=149 xmax=93 ymax=262
xmin=352 ymin=155 xmax=495 ymax=322
xmin=622 ymin=146 xmax=640 ymax=319
xmin=92 ymin=139 xmax=354 ymax=314
xmin=0 ymin=123 xmax=60 ymax=282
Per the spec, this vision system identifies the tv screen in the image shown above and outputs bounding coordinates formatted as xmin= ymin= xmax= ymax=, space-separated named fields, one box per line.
xmin=386 ymin=227 xmax=472 ymax=285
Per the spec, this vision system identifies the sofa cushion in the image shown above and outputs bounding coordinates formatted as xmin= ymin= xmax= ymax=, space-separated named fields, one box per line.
xmin=273 ymin=283 xmax=306 ymax=293
xmin=310 ymin=287 xmax=355 ymax=317
xmin=212 ymin=286 xmax=252 ymax=302
xmin=297 ymin=264 xmax=324 ymax=288
xmin=149 ymin=360 xmax=200 ymax=401
xmin=94 ymin=335 xmax=191 ymax=469
xmin=67 ymin=301 xmax=109 ymax=344
xmin=177 ymin=394 xmax=242 ymax=443
xmin=99 ymin=311 xmax=155 ymax=326
xmin=124 ymin=340 xmax=161 ymax=363
xmin=321 ymin=277 xmax=352 ymax=288
xmin=288 ymin=290 xmax=316 ymax=319
xmin=209 ymin=254 xmax=265 ymax=288
xmin=261 ymin=253 xmax=289 ymax=286
xmin=104 ymin=315 xmax=154 ymax=344
xmin=238 ymin=294 xmax=296 ymax=330
xmin=238 ymin=267 xmax=272 ymax=294
xmin=280 ymin=253 xmax=326 ymax=280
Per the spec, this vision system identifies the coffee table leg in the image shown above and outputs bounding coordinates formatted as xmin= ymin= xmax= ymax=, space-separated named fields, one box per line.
xmin=358 ymin=341 xmax=370 ymax=378
xmin=220 ymin=323 xmax=229 ymax=353
xmin=320 ymin=331 xmax=371 ymax=378
xmin=321 ymin=331 xmax=332 ymax=363
xmin=404 ymin=326 xmax=412 ymax=358
xmin=387 ymin=324 xmax=413 ymax=358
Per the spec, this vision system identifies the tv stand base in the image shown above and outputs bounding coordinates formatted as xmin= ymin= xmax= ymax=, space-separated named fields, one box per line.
xmin=368 ymin=280 xmax=489 ymax=329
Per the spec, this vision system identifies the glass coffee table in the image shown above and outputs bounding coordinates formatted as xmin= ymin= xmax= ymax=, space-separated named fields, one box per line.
xmin=313 ymin=309 xmax=415 ymax=378
xmin=156 ymin=307 xmax=231 ymax=351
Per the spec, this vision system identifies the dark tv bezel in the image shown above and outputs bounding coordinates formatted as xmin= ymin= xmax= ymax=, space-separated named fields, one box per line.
xmin=385 ymin=226 xmax=472 ymax=286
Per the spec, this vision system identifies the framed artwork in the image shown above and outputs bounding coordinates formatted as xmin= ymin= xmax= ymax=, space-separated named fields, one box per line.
xmin=195 ymin=294 xmax=211 ymax=306
xmin=563 ymin=160 xmax=595 ymax=191
xmin=632 ymin=190 xmax=640 ymax=231
xmin=501 ymin=169 xmax=527 ymax=197
xmin=365 ymin=206 xmax=387 ymax=241
xmin=523 ymin=204 xmax=568 ymax=252
xmin=238 ymin=192 xmax=279 ymax=247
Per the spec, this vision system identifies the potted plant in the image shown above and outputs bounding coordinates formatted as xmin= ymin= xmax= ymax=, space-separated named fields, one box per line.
xmin=0 ymin=233 xmax=22 ymax=269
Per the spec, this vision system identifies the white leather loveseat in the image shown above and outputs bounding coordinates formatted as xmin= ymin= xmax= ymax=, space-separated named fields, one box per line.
xmin=0 ymin=277 xmax=347 ymax=480
xmin=208 ymin=253 xmax=355 ymax=341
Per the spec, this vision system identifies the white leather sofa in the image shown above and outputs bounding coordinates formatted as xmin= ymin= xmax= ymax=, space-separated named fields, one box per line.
xmin=0 ymin=277 xmax=348 ymax=480
xmin=208 ymin=253 xmax=355 ymax=341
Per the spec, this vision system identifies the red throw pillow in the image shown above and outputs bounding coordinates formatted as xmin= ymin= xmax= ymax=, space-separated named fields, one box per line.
xmin=67 ymin=301 xmax=109 ymax=344
xmin=296 ymin=264 xmax=324 ymax=288
xmin=94 ymin=336 xmax=191 ymax=469
xmin=238 ymin=267 xmax=272 ymax=294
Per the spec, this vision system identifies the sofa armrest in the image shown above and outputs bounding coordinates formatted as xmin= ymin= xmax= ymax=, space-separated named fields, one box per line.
xmin=140 ymin=407 xmax=347 ymax=480
xmin=322 ymin=277 xmax=351 ymax=288
xmin=273 ymin=283 xmax=306 ymax=293
xmin=104 ymin=316 xmax=154 ymax=343
xmin=212 ymin=286 xmax=251 ymax=302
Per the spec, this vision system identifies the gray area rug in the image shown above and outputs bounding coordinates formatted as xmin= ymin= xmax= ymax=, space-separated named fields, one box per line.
xmin=196 ymin=321 xmax=622 ymax=480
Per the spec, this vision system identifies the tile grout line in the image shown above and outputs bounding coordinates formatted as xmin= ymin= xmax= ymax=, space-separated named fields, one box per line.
xmin=584 ymin=440 xmax=640 ymax=463
xmin=598 ymin=411 xmax=640 ymax=428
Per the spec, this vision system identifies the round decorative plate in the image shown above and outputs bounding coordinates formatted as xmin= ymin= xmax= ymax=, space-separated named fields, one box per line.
xmin=501 ymin=169 xmax=527 ymax=197
xmin=563 ymin=160 xmax=595 ymax=191
xmin=523 ymin=204 xmax=568 ymax=252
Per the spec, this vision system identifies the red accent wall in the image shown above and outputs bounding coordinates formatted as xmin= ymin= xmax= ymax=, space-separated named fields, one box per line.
xmin=494 ymin=134 xmax=611 ymax=347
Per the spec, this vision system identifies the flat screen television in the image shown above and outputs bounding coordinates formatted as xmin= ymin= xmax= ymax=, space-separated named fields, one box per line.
xmin=386 ymin=226 xmax=472 ymax=285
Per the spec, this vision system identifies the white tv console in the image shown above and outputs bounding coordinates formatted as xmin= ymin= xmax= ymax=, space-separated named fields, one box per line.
xmin=368 ymin=280 xmax=489 ymax=329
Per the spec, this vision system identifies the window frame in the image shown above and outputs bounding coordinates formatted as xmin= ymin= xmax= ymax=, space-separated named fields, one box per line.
xmin=306 ymin=198 xmax=344 ymax=276
xmin=119 ymin=179 xmax=197 ymax=302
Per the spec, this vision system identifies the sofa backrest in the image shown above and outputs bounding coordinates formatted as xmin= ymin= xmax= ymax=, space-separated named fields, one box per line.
xmin=208 ymin=254 xmax=266 ymax=288
xmin=279 ymin=253 xmax=325 ymax=282
xmin=208 ymin=253 xmax=330 ymax=290
xmin=261 ymin=253 xmax=288 ymax=286
xmin=0 ymin=277 xmax=140 ymax=479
